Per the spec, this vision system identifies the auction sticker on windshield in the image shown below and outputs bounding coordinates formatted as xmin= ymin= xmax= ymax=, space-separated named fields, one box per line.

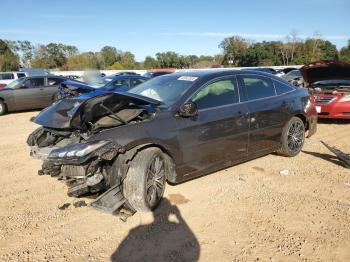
xmin=177 ymin=76 xmax=198 ymax=81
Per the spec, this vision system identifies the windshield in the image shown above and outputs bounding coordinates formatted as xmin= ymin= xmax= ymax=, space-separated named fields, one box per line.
xmin=128 ymin=74 xmax=198 ymax=106
xmin=288 ymin=70 xmax=301 ymax=77
xmin=312 ymin=80 xmax=350 ymax=86
xmin=6 ymin=78 xmax=24 ymax=89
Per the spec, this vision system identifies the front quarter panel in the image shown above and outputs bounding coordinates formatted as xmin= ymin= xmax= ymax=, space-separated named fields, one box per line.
xmin=87 ymin=111 xmax=182 ymax=164
xmin=0 ymin=90 xmax=15 ymax=111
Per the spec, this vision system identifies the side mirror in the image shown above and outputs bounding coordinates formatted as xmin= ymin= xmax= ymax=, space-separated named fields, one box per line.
xmin=178 ymin=101 xmax=198 ymax=118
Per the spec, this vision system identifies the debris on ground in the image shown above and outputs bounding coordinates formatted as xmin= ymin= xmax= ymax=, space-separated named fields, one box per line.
xmin=118 ymin=208 xmax=136 ymax=222
xmin=73 ymin=200 xmax=87 ymax=208
xmin=58 ymin=203 xmax=70 ymax=210
xmin=321 ymin=141 xmax=350 ymax=168
xmin=279 ymin=169 xmax=289 ymax=176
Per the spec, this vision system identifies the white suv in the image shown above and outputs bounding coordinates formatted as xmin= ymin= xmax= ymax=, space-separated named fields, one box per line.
xmin=0 ymin=71 xmax=28 ymax=88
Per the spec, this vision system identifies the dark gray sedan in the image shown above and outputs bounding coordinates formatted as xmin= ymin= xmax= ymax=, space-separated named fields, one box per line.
xmin=0 ymin=76 xmax=66 ymax=115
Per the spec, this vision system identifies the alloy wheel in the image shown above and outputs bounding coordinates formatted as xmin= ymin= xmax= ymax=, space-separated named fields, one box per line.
xmin=146 ymin=155 xmax=166 ymax=207
xmin=287 ymin=121 xmax=304 ymax=154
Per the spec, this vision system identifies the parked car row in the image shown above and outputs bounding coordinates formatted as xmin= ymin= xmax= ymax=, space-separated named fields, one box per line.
xmin=27 ymin=69 xmax=317 ymax=213
xmin=0 ymin=69 xmax=174 ymax=115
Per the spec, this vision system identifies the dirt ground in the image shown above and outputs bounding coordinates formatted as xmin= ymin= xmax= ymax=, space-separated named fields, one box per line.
xmin=0 ymin=111 xmax=350 ymax=262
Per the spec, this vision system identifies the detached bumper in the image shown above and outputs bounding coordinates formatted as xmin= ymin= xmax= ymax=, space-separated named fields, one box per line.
xmin=29 ymin=141 xmax=124 ymax=197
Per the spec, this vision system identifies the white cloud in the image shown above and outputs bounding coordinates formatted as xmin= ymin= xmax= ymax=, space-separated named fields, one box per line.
xmin=159 ymin=32 xmax=350 ymax=40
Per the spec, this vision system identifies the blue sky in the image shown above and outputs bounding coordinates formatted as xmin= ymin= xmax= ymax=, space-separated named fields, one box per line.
xmin=1 ymin=0 xmax=349 ymax=61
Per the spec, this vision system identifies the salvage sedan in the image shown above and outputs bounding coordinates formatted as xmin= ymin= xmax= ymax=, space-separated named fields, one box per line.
xmin=27 ymin=70 xmax=317 ymax=213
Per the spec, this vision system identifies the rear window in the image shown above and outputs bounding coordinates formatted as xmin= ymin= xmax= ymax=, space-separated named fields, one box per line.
xmin=48 ymin=77 xmax=65 ymax=86
xmin=274 ymin=80 xmax=295 ymax=95
xmin=17 ymin=73 xmax=26 ymax=78
xmin=24 ymin=78 xmax=44 ymax=88
xmin=241 ymin=75 xmax=275 ymax=100
xmin=0 ymin=73 xmax=14 ymax=80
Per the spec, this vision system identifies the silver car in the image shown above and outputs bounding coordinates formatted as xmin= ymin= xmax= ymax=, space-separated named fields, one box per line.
xmin=0 ymin=76 xmax=66 ymax=115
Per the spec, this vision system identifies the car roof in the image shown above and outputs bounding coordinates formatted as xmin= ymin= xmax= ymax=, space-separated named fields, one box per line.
xmin=170 ymin=69 xmax=274 ymax=78
xmin=109 ymin=75 xmax=148 ymax=79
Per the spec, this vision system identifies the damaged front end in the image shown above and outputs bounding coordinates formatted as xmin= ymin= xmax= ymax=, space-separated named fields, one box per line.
xmin=27 ymin=92 xmax=160 ymax=212
xmin=29 ymin=138 xmax=123 ymax=197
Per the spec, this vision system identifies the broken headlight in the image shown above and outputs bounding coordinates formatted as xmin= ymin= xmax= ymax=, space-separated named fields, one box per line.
xmin=48 ymin=140 xmax=111 ymax=159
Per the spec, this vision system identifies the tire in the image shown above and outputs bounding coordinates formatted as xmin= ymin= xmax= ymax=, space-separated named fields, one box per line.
xmin=123 ymin=147 xmax=167 ymax=212
xmin=0 ymin=100 xmax=7 ymax=116
xmin=277 ymin=117 xmax=305 ymax=157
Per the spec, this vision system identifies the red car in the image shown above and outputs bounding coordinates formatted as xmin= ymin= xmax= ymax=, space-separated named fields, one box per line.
xmin=300 ymin=61 xmax=350 ymax=119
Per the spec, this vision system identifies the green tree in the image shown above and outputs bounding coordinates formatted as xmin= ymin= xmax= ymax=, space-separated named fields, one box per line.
xmin=219 ymin=36 xmax=249 ymax=66
xmin=64 ymin=52 xmax=99 ymax=70
xmin=0 ymin=39 xmax=20 ymax=71
xmin=156 ymin=51 xmax=181 ymax=68
xmin=120 ymin=51 xmax=137 ymax=69
xmin=143 ymin=56 xmax=160 ymax=69
xmin=100 ymin=46 xmax=119 ymax=68
xmin=340 ymin=40 xmax=350 ymax=62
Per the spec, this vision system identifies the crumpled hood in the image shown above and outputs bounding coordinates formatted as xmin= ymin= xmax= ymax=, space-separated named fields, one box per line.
xmin=33 ymin=92 xmax=161 ymax=129
xmin=300 ymin=60 xmax=350 ymax=85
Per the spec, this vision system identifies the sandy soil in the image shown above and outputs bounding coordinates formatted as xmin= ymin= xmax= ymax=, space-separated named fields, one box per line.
xmin=0 ymin=111 xmax=349 ymax=262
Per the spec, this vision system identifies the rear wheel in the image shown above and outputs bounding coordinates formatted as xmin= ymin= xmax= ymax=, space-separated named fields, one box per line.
xmin=0 ymin=100 xmax=7 ymax=115
xmin=278 ymin=117 xmax=305 ymax=157
xmin=123 ymin=147 xmax=167 ymax=212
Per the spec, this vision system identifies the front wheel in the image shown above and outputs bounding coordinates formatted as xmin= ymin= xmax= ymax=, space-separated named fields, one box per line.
xmin=123 ymin=147 xmax=167 ymax=212
xmin=277 ymin=117 xmax=305 ymax=157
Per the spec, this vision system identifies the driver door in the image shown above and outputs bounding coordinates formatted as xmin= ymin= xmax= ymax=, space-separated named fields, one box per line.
xmin=175 ymin=76 xmax=250 ymax=178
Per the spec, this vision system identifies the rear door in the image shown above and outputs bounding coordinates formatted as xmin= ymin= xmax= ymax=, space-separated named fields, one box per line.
xmin=237 ymin=74 xmax=290 ymax=154
xmin=175 ymin=76 xmax=250 ymax=176
xmin=13 ymin=77 xmax=46 ymax=109
xmin=41 ymin=77 xmax=66 ymax=105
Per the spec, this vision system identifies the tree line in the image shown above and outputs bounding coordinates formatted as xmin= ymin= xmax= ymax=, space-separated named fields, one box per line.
xmin=1 ymin=33 xmax=350 ymax=72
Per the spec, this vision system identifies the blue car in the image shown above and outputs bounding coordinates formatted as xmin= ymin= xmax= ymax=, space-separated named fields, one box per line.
xmin=57 ymin=75 xmax=149 ymax=100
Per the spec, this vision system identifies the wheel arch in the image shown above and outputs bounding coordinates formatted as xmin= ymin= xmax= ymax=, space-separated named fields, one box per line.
xmin=294 ymin=113 xmax=308 ymax=130
xmin=0 ymin=97 xmax=8 ymax=113
xmin=124 ymin=142 xmax=178 ymax=183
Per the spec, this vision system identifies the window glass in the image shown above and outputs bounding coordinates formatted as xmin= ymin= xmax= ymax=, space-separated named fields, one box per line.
xmin=24 ymin=78 xmax=44 ymax=88
xmin=242 ymin=76 xmax=275 ymax=100
xmin=0 ymin=73 xmax=14 ymax=80
xmin=47 ymin=77 xmax=65 ymax=86
xmin=192 ymin=78 xmax=239 ymax=109
xmin=129 ymin=74 xmax=197 ymax=106
xmin=131 ymin=78 xmax=147 ymax=87
xmin=17 ymin=73 xmax=26 ymax=78
xmin=274 ymin=80 xmax=294 ymax=95
xmin=112 ymin=79 xmax=129 ymax=88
